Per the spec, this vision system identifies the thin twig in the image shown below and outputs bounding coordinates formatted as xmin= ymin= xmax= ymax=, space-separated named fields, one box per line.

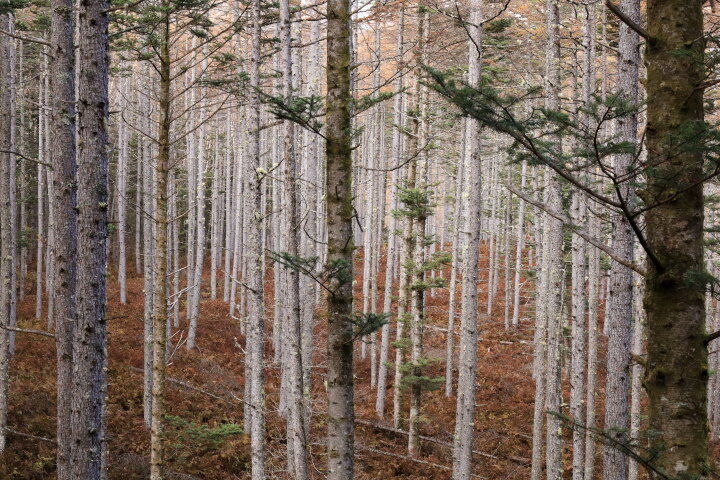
xmin=505 ymin=182 xmax=646 ymax=276
xmin=0 ymin=29 xmax=51 ymax=47
xmin=2 ymin=427 xmax=56 ymax=443
xmin=356 ymin=443 xmax=487 ymax=479
xmin=0 ymin=324 xmax=55 ymax=338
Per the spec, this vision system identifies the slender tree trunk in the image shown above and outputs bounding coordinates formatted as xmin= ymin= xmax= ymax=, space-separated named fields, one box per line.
xmin=229 ymin=142 xmax=243 ymax=318
xmin=502 ymin=197 xmax=511 ymax=328
xmin=6 ymin=31 xmax=16 ymax=357
xmin=369 ymin=111 xmax=385 ymax=387
xmin=48 ymin=0 xmax=77 ymax=471
xmin=142 ymin=92 xmax=155 ymax=427
xmin=543 ymin=2 xmax=563 ymax=478
xmin=0 ymin=13 xmax=16 ymax=454
xmin=187 ymin=58 xmax=208 ymax=349
xmin=451 ymin=3 xmax=483 ymax=475
xmin=223 ymin=116 xmax=234 ymax=303
xmin=393 ymin=191 xmax=411 ymax=428
xmin=117 ymin=86 xmax=128 ymax=304
xmin=299 ymin=0 xmax=322 ymax=403
xmin=571 ymin=8 xmax=595 ymax=476
xmin=279 ymin=0 xmax=308 ymax=473
xmin=17 ymin=40 xmax=26 ymax=303
xmin=150 ymin=14 xmax=171 ymax=478
xmin=135 ymin=131 xmax=143 ymax=275
xmin=170 ymin=169 xmax=180 ymax=328
xmin=46 ymin=140 xmax=55 ymax=328
xmin=35 ymin=56 xmax=46 ymax=321
xmin=585 ymin=7 xmax=606 ymax=472
xmin=245 ymin=0 xmax=265 ymax=474
xmin=376 ymin=7 xmax=404 ymax=417
xmin=530 ymin=164 xmax=546 ymax=480
xmin=185 ymin=62 xmax=197 ymax=328
xmin=628 ymin=265 xmax=644 ymax=480
xmin=511 ymin=161 xmax=526 ymax=327
xmin=569 ymin=189 xmax=587 ymax=480
xmin=73 ymin=0 xmax=110 ymax=475
xmin=604 ymin=2 xmax=638 ymax=479
xmin=210 ymin=127 xmax=221 ymax=300
xmin=325 ymin=0 xmax=355 ymax=472
xmin=486 ymin=169 xmax=498 ymax=316
xmin=406 ymin=9 xmax=429 ymax=457
xmin=445 ymin=117 xmax=466 ymax=397
xmin=361 ymin=127 xmax=375 ymax=363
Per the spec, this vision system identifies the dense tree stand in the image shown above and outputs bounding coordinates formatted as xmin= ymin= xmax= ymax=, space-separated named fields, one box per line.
xmin=2 ymin=0 xmax=720 ymax=479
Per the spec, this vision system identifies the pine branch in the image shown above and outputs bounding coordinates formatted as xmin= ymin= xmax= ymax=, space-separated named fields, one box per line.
xmin=425 ymin=68 xmax=665 ymax=271
xmin=505 ymin=182 xmax=646 ymax=276
xmin=552 ymin=412 xmax=678 ymax=480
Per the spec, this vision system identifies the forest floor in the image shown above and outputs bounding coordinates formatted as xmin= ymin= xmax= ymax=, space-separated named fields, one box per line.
xmin=2 ymin=246 xmax=600 ymax=479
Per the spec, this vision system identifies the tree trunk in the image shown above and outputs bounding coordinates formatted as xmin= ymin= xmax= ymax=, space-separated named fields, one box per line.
xmin=644 ymin=1 xmax=708 ymax=477
xmin=569 ymin=189 xmax=587 ymax=480
xmin=49 ymin=0 xmax=77 ymax=471
xmin=376 ymin=6 xmax=404 ymax=417
xmin=280 ymin=0 xmax=308 ymax=473
xmin=604 ymin=1 xmax=638 ymax=479
xmin=186 ymin=56 xmax=208 ymax=350
xmin=149 ymin=14 xmax=171 ymax=478
xmin=223 ymin=115 xmax=234 ymax=303
xmin=445 ymin=117 xmax=466 ymax=397
xmin=135 ymin=129 xmax=143 ymax=275
xmin=299 ymin=0 xmax=322 ymax=404
xmin=142 ymin=89 xmax=155 ymax=427
xmin=117 ymin=85 xmax=128 ymax=304
xmin=73 ymin=0 xmax=110 ymax=475
xmin=628 ymin=265 xmax=644 ymax=480
xmin=17 ymin=40 xmax=26 ymax=304
xmin=209 ymin=126 xmax=222 ymax=300
xmin=325 ymin=0 xmax=355 ymax=472
xmin=0 ymin=13 xmax=16 ymax=453
xmin=35 ymin=53 xmax=46 ymax=321
xmin=407 ymin=9 xmax=428 ymax=457
xmin=543 ymin=2 xmax=563 ymax=478
xmin=245 ymin=0 xmax=266 ymax=474
xmin=451 ymin=3 xmax=483 ymax=475
xmin=511 ymin=161 xmax=526 ymax=327
xmin=502 ymin=197 xmax=511 ymax=328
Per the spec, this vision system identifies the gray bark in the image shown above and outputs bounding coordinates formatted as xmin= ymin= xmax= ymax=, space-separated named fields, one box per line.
xmin=325 ymin=0 xmax=355 ymax=472
xmin=245 ymin=0 xmax=265 ymax=475
xmin=73 ymin=0 xmax=110 ymax=475
xmin=48 ymin=0 xmax=77 ymax=471
xmin=149 ymin=11 xmax=171 ymax=477
xmin=451 ymin=4 xmax=483 ymax=476
xmin=603 ymin=1 xmax=639 ymax=478
xmin=0 ymin=13 xmax=16 ymax=454
xmin=542 ymin=2 xmax=564 ymax=478
xmin=445 ymin=118 xmax=466 ymax=396
xmin=376 ymin=7 xmax=404 ymax=418
xmin=279 ymin=0 xmax=308 ymax=473
xmin=511 ymin=161 xmax=526 ymax=327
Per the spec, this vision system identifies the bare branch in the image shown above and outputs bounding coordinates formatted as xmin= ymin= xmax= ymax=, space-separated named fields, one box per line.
xmin=0 ymin=29 xmax=51 ymax=47
xmin=605 ymin=1 xmax=655 ymax=44
xmin=0 ymin=324 xmax=55 ymax=338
